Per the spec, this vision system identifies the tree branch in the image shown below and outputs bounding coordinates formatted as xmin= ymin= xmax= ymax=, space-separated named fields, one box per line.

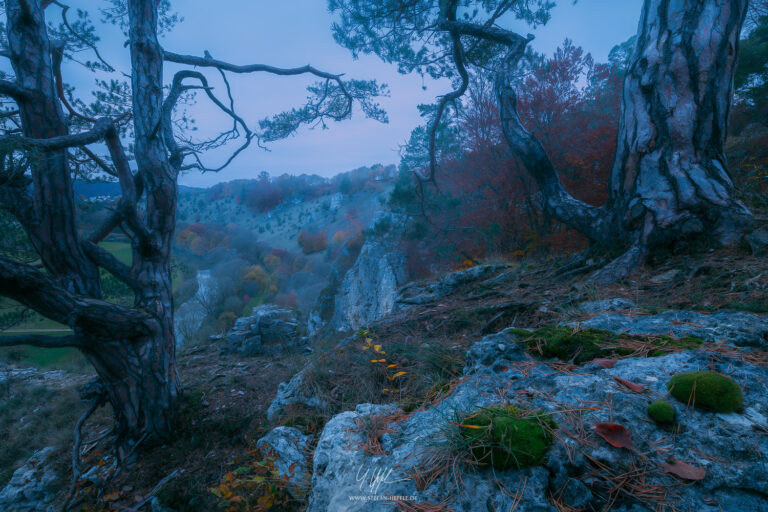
xmin=0 ymin=79 xmax=31 ymax=101
xmin=0 ymin=117 xmax=112 ymax=150
xmin=163 ymin=69 xmax=255 ymax=172
xmin=164 ymin=51 xmax=351 ymax=82
xmin=0 ymin=334 xmax=79 ymax=348
xmin=0 ymin=254 xmax=154 ymax=339
xmin=80 ymin=241 xmax=138 ymax=290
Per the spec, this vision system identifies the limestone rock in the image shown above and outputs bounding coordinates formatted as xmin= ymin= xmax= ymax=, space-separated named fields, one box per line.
xmin=222 ymin=305 xmax=302 ymax=356
xmin=574 ymin=310 xmax=768 ymax=348
xmin=256 ymin=427 xmax=313 ymax=499
xmin=0 ymin=447 xmax=59 ymax=512
xmin=266 ymin=369 xmax=328 ymax=421
xmin=329 ymin=236 xmax=407 ymax=332
xmin=307 ymin=333 xmax=768 ymax=511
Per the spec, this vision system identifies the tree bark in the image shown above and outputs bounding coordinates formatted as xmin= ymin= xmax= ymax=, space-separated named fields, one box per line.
xmin=6 ymin=0 xmax=101 ymax=296
xmin=493 ymin=0 xmax=752 ymax=257
xmin=608 ymin=0 xmax=752 ymax=249
xmin=2 ymin=0 xmax=179 ymax=456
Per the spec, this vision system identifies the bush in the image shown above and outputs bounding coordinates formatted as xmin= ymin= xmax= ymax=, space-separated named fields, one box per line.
xmin=297 ymin=230 xmax=328 ymax=254
xmin=458 ymin=405 xmax=556 ymax=471
xmin=668 ymin=371 xmax=743 ymax=413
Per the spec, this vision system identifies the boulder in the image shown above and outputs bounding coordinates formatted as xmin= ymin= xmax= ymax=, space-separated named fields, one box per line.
xmin=221 ymin=305 xmax=302 ymax=356
xmin=574 ymin=310 xmax=768 ymax=348
xmin=329 ymin=235 xmax=407 ymax=332
xmin=267 ymin=369 xmax=328 ymax=421
xmin=397 ymin=264 xmax=507 ymax=306
xmin=307 ymin=331 xmax=768 ymax=511
xmin=746 ymin=227 xmax=768 ymax=255
xmin=256 ymin=427 xmax=313 ymax=499
xmin=0 ymin=447 xmax=59 ymax=512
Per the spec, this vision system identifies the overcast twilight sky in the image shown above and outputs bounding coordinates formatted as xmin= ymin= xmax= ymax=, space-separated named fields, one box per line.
xmin=68 ymin=0 xmax=643 ymax=187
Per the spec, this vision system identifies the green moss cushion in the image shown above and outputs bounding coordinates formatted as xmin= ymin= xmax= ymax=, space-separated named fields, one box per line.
xmin=647 ymin=400 xmax=676 ymax=424
xmin=667 ymin=371 xmax=743 ymax=413
xmin=459 ymin=406 xmax=557 ymax=471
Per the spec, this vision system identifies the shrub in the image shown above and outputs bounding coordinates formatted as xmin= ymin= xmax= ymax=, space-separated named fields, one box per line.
xmin=667 ymin=371 xmax=743 ymax=413
xmin=297 ymin=230 xmax=329 ymax=254
xmin=647 ymin=400 xmax=676 ymax=425
xmin=458 ymin=405 xmax=557 ymax=471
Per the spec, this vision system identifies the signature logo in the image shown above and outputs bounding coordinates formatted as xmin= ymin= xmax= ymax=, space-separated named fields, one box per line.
xmin=355 ymin=463 xmax=409 ymax=494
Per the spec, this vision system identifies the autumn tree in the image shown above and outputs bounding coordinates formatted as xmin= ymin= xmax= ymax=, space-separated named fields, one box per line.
xmin=0 ymin=0 xmax=385 ymax=462
xmin=331 ymin=0 xmax=753 ymax=276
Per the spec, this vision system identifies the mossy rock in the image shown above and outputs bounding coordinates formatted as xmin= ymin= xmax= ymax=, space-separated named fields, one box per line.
xmin=510 ymin=326 xmax=704 ymax=364
xmin=458 ymin=405 xmax=557 ymax=471
xmin=512 ymin=326 xmax=617 ymax=364
xmin=647 ymin=400 xmax=676 ymax=425
xmin=667 ymin=371 xmax=743 ymax=413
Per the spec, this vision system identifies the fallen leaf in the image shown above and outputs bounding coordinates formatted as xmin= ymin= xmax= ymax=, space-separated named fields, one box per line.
xmin=663 ymin=460 xmax=706 ymax=480
xmin=592 ymin=358 xmax=617 ymax=369
xmin=613 ymin=376 xmax=646 ymax=393
xmin=594 ymin=422 xmax=636 ymax=451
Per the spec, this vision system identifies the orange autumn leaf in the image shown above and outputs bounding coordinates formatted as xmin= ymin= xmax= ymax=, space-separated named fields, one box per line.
xmin=613 ymin=376 xmax=646 ymax=394
xmin=592 ymin=358 xmax=617 ymax=369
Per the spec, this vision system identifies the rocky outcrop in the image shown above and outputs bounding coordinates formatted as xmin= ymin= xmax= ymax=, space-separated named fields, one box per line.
xmin=574 ymin=309 xmax=768 ymax=348
xmin=0 ymin=447 xmax=59 ymax=512
xmin=221 ymin=305 xmax=304 ymax=356
xmin=396 ymin=264 xmax=507 ymax=307
xmin=328 ymin=228 xmax=407 ymax=333
xmin=577 ymin=298 xmax=637 ymax=314
xmin=256 ymin=427 xmax=313 ymax=499
xmin=306 ymin=328 xmax=768 ymax=511
xmin=266 ymin=369 xmax=328 ymax=421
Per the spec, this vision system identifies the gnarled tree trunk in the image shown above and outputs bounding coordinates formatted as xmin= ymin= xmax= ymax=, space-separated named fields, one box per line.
xmin=493 ymin=0 xmax=752 ymax=265
xmin=609 ymin=0 xmax=752 ymax=249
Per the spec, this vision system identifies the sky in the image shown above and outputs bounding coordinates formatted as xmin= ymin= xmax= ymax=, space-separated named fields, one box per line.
xmin=67 ymin=0 xmax=643 ymax=187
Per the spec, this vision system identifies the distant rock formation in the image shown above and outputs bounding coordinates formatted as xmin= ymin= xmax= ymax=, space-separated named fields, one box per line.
xmin=220 ymin=305 xmax=304 ymax=356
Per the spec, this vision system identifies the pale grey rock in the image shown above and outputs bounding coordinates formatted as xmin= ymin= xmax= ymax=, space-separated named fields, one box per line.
xmin=577 ymin=298 xmax=636 ymax=314
xmin=222 ymin=305 xmax=302 ymax=356
xmin=308 ymin=332 xmax=768 ymax=511
xmin=746 ymin=227 xmax=768 ymax=255
xmin=266 ymin=369 xmax=328 ymax=421
xmin=574 ymin=310 xmax=768 ymax=348
xmin=462 ymin=330 xmax=527 ymax=376
xmin=256 ymin=427 xmax=313 ymax=499
xmin=0 ymin=447 xmax=59 ymax=512
xmin=397 ymin=264 xmax=507 ymax=306
xmin=330 ymin=236 xmax=407 ymax=332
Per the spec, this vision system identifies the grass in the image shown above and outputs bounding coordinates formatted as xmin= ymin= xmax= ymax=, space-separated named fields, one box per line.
xmin=98 ymin=241 xmax=132 ymax=265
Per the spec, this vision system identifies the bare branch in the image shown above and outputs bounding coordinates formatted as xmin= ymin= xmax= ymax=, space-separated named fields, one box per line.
xmin=0 ymin=116 xmax=112 ymax=150
xmin=164 ymin=51 xmax=351 ymax=82
xmin=163 ymin=69 xmax=255 ymax=172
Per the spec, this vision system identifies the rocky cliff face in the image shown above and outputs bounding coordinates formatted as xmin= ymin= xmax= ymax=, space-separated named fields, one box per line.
xmin=328 ymin=237 xmax=408 ymax=333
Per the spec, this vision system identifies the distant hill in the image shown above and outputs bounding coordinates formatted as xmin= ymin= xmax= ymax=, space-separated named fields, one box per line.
xmin=176 ymin=164 xmax=397 ymax=251
xmin=73 ymin=180 xmax=203 ymax=200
